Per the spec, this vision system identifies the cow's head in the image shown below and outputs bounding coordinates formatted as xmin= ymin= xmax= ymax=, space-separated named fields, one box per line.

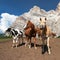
xmin=5 ymin=28 xmax=12 ymax=36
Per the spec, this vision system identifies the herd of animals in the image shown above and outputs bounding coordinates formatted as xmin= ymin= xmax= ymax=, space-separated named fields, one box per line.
xmin=5 ymin=17 xmax=56 ymax=55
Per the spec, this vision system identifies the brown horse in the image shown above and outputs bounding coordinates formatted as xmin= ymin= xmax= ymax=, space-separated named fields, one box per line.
xmin=38 ymin=17 xmax=56 ymax=54
xmin=24 ymin=20 xmax=37 ymax=49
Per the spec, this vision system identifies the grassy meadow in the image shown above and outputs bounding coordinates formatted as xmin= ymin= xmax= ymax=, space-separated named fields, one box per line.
xmin=0 ymin=34 xmax=12 ymax=42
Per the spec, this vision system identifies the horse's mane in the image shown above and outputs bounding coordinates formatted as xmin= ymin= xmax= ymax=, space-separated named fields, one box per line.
xmin=24 ymin=20 xmax=36 ymax=37
xmin=25 ymin=20 xmax=35 ymax=30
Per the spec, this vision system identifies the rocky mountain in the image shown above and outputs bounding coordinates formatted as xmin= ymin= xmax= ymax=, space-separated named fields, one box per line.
xmin=11 ymin=2 xmax=60 ymax=37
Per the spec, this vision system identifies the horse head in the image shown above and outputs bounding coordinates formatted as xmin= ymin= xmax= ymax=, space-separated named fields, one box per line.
xmin=24 ymin=20 xmax=35 ymax=30
xmin=39 ymin=17 xmax=47 ymax=29
xmin=24 ymin=20 xmax=36 ymax=36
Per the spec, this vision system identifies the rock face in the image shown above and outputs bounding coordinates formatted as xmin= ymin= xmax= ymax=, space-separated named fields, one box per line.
xmin=11 ymin=2 xmax=60 ymax=37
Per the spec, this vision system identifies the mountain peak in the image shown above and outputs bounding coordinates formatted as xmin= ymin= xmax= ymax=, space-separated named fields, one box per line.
xmin=57 ymin=2 xmax=60 ymax=6
xmin=56 ymin=2 xmax=60 ymax=12
xmin=31 ymin=5 xmax=40 ymax=10
xmin=29 ymin=6 xmax=40 ymax=14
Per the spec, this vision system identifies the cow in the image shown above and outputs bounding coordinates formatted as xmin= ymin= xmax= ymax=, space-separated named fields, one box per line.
xmin=5 ymin=28 xmax=23 ymax=48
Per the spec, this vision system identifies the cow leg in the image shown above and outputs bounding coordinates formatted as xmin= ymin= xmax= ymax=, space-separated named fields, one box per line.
xmin=47 ymin=37 xmax=51 ymax=54
xmin=21 ymin=36 xmax=23 ymax=44
xmin=18 ymin=37 xmax=20 ymax=45
xmin=16 ymin=38 xmax=19 ymax=48
xmin=12 ymin=39 xmax=15 ymax=48
xmin=33 ymin=37 xmax=37 ymax=49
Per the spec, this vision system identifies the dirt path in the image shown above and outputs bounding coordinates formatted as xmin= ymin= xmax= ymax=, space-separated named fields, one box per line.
xmin=0 ymin=38 xmax=60 ymax=60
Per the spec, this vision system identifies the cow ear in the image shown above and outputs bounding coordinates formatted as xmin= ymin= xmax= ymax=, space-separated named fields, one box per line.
xmin=40 ymin=18 xmax=41 ymax=21
xmin=9 ymin=28 xmax=11 ymax=31
xmin=45 ymin=18 xmax=47 ymax=21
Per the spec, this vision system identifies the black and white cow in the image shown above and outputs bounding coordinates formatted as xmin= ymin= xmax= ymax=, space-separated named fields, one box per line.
xmin=5 ymin=28 xmax=23 ymax=48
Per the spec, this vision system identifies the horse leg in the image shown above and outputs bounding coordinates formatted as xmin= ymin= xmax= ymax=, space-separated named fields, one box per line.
xmin=25 ymin=37 xmax=29 ymax=47
xmin=47 ymin=37 xmax=51 ymax=54
xmin=33 ymin=37 xmax=37 ymax=49
xmin=42 ymin=38 xmax=45 ymax=54
xmin=28 ymin=38 xmax=31 ymax=48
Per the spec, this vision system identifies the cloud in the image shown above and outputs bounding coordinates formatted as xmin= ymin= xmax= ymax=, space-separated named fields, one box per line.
xmin=0 ymin=13 xmax=18 ymax=33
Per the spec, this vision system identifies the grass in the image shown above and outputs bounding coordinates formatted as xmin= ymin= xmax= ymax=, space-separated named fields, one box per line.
xmin=0 ymin=38 xmax=12 ymax=42
xmin=0 ymin=34 xmax=12 ymax=42
xmin=57 ymin=36 xmax=60 ymax=38
xmin=0 ymin=33 xmax=60 ymax=42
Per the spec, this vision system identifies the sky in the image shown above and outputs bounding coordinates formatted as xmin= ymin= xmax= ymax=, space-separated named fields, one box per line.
xmin=0 ymin=0 xmax=60 ymax=15
xmin=0 ymin=0 xmax=60 ymax=33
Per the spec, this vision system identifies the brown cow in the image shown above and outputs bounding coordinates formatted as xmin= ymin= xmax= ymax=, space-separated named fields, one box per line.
xmin=24 ymin=20 xmax=37 ymax=49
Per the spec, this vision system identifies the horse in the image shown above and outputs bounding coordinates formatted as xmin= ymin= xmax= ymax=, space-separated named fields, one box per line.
xmin=24 ymin=20 xmax=37 ymax=49
xmin=38 ymin=17 xmax=56 ymax=54
xmin=36 ymin=27 xmax=56 ymax=40
xmin=5 ymin=28 xmax=23 ymax=48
